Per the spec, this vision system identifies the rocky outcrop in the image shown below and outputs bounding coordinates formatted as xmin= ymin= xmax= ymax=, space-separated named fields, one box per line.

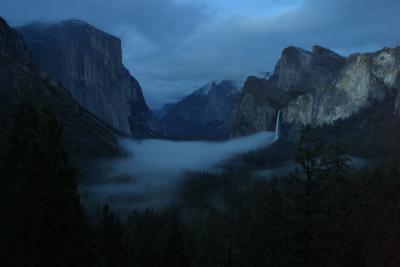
xmin=370 ymin=47 xmax=400 ymax=114
xmin=371 ymin=48 xmax=400 ymax=89
xmin=0 ymin=17 xmax=120 ymax=159
xmin=18 ymin=20 xmax=160 ymax=137
xmin=231 ymin=77 xmax=291 ymax=136
xmin=284 ymin=48 xmax=399 ymax=125
xmin=231 ymin=45 xmax=400 ymax=136
xmin=283 ymin=86 xmax=356 ymax=125
xmin=270 ymin=45 xmax=345 ymax=93
xmin=161 ymin=80 xmax=241 ymax=139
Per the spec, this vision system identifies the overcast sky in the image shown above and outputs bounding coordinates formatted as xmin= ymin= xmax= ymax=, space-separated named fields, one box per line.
xmin=2 ymin=0 xmax=400 ymax=108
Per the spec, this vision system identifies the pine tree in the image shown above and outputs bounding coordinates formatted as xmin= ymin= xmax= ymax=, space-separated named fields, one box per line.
xmin=0 ymin=98 xmax=38 ymax=211
xmin=159 ymin=209 xmax=190 ymax=267
xmin=283 ymin=124 xmax=325 ymax=267
xmin=0 ymin=97 xmax=39 ymax=263
xmin=321 ymin=122 xmax=350 ymax=266
xmin=1 ymin=103 xmax=95 ymax=266
xmin=263 ymin=178 xmax=288 ymax=267
xmin=327 ymin=123 xmax=349 ymax=173
xmin=126 ymin=209 xmax=160 ymax=267
xmin=94 ymin=205 xmax=127 ymax=267
xmin=240 ymin=178 xmax=288 ymax=266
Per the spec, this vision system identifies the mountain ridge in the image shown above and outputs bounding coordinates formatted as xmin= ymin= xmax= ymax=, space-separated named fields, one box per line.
xmin=18 ymin=19 xmax=162 ymax=138
xmin=231 ymin=45 xmax=400 ymax=136
xmin=160 ymin=80 xmax=242 ymax=139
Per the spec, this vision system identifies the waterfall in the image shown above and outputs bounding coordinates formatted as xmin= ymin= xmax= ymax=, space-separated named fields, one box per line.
xmin=274 ymin=110 xmax=281 ymax=140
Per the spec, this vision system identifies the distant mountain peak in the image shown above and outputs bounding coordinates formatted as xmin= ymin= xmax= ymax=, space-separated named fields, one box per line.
xmin=193 ymin=80 xmax=242 ymax=97
xmin=160 ymin=79 xmax=242 ymax=139
xmin=313 ymin=45 xmax=334 ymax=54
xmin=194 ymin=82 xmax=215 ymax=96
xmin=270 ymin=44 xmax=345 ymax=92
xmin=60 ymin=19 xmax=91 ymax=26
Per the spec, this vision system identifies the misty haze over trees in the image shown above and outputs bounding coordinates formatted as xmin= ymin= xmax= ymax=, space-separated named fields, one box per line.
xmin=3 ymin=96 xmax=400 ymax=266
xmin=1 ymin=0 xmax=400 ymax=266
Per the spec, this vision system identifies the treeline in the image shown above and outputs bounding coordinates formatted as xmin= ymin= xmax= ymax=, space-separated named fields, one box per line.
xmin=175 ymin=125 xmax=400 ymax=267
xmin=2 ymin=100 xmax=400 ymax=266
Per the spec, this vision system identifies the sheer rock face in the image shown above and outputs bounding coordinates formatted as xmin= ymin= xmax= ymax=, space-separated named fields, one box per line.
xmin=160 ymin=80 xmax=241 ymax=139
xmin=371 ymin=48 xmax=400 ymax=89
xmin=284 ymin=48 xmax=399 ymax=125
xmin=18 ymin=20 xmax=159 ymax=137
xmin=231 ymin=45 xmax=345 ymax=136
xmin=282 ymin=87 xmax=357 ymax=125
xmin=231 ymin=46 xmax=400 ymax=136
xmin=231 ymin=77 xmax=291 ymax=137
xmin=0 ymin=17 xmax=120 ymax=159
xmin=335 ymin=54 xmax=386 ymax=107
xmin=270 ymin=45 xmax=346 ymax=93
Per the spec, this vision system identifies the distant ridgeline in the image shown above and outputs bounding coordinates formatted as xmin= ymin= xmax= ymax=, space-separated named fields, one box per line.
xmin=2 ymin=14 xmax=400 ymax=155
xmin=158 ymin=44 xmax=400 ymax=143
xmin=231 ymin=45 xmax=400 ymax=136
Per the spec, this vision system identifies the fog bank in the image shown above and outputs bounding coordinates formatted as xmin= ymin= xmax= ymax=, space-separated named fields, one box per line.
xmin=117 ymin=131 xmax=275 ymax=179
xmin=81 ymin=132 xmax=276 ymax=213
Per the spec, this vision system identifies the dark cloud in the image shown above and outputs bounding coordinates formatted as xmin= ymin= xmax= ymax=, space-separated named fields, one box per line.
xmin=2 ymin=0 xmax=206 ymax=43
xmin=2 ymin=0 xmax=400 ymax=108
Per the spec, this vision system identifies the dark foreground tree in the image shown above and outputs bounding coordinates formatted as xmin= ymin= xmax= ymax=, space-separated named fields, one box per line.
xmin=94 ymin=205 xmax=127 ymax=267
xmin=0 ymin=98 xmax=38 ymax=212
xmin=283 ymin=125 xmax=328 ymax=267
xmin=322 ymin=122 xmax=351 ymax=266
xmin=159 ymin=208 xmax=190 ymax=267
xmin=0 ymin=101 xmax=95 ymax=266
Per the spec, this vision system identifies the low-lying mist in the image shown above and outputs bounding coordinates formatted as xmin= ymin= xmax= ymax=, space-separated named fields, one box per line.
xmin=81 ymin=131 xmax=276 ymax=214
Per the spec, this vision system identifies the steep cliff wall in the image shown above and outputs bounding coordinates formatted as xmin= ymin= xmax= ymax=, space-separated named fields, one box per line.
xmin=284 ymin=48 xmax=399 ymax=125
xmin=18 ymin=20 xmax=160 ymax=137
xmin=270 ymin=45 xmax=345 ymax=93
xmin=0 ymin=17 xmax=120 ymax=159
xmin=231 ymin=45 xmax=345 ymax=135
xmin=231 ymin=77 xmax=291 ymax=136
xmin=231 ymin=45 xmax=400 ymax=136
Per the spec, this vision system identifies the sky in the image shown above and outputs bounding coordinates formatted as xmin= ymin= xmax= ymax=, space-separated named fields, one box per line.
xmin=2 ymin=0 xmax=400 ymax=108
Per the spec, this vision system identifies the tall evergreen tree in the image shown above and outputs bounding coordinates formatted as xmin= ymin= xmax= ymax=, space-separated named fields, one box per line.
xmin=0 ymin=98 xmax=38 ymax=212
xmin=284 ymin=124 xmax=326 ymax=267
xmin=322 ymin=122 xmax=350 ymax=267
xmin=263 ymin=178 xmax=288 ymax=267
xmin=1 ymin=102 xmax=95 ymax=266
xmin=94 ymin=205 xmax=127 ymax=267
xmin=159 ymin=209 xmax=190 ymax=267
xmin=0 ymin=97 xmax=39 ymax=263
xmin=126 ymin=209 xmax=161 ymax=267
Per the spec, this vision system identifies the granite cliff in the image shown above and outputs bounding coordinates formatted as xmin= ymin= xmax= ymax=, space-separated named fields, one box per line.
xmin=284 ymin=48 xmax=399 ymax=125
xmin=0 ymin=17 xmax=120 ymax=160
xmin=270 ymin=45 xmax=346 ymax=93
xmin=232 ymin=45 xmax=400 ymax=136
xmin=231 ymin=77 xmax=291 ymax=137
xmin=18 ymin=20 xmax=160 ymax=138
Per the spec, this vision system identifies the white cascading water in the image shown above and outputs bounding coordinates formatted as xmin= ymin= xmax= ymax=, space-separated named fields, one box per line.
xmin=274 ymin=110 xmax=281 ymax=140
